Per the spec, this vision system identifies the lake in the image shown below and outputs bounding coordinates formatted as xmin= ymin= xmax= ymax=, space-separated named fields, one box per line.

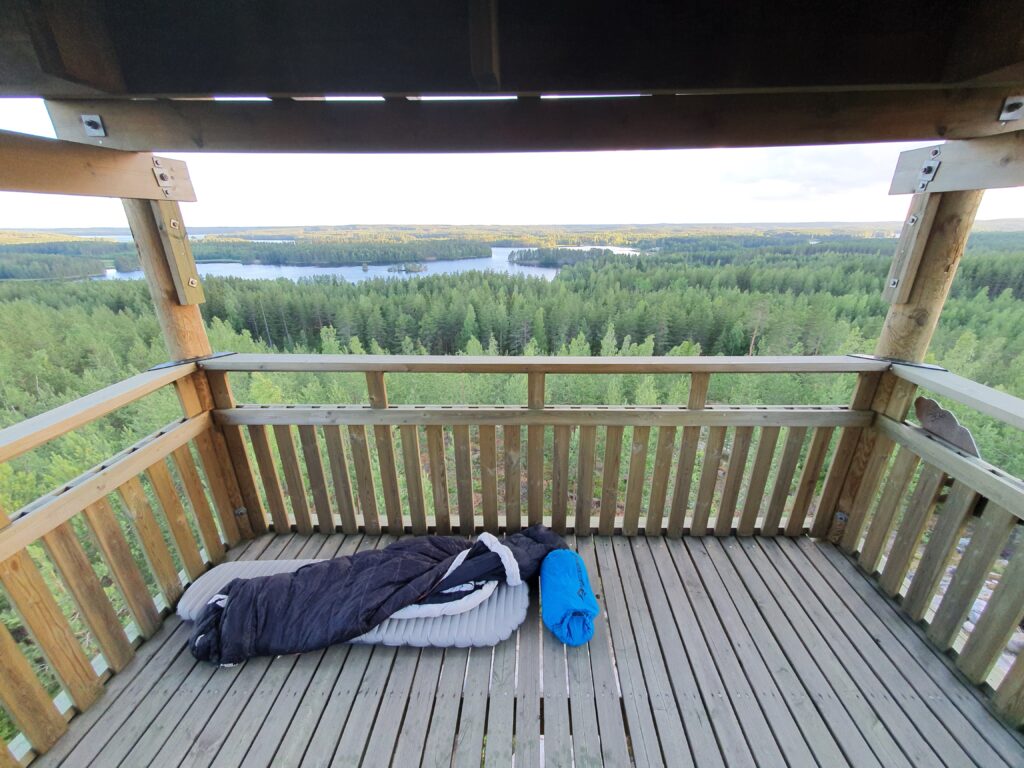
xmin=100 ymin=245 xmax=637 ymax=283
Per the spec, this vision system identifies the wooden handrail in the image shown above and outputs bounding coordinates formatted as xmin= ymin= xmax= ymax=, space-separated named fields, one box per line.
xmin=875 ymin=415 xmax=1024 ymax=517
xmin=216 ymin=404 xmax=872 ymax=428
xmin=0 ymin=362 xmax=197 ymax=464
xmin=0 ymin=414 xmax=210 ymax=562
xmin=890 ymin=364 xmax=1024 ymax=432
xmin=199 ymin=353 xmax=888 ymax=374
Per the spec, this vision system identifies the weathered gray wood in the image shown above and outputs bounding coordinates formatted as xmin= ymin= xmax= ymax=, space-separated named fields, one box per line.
xmin=758 ymin=539 xmax=943 ymax=767
xmin=542 ymin=606 xmax=573 ymax=767
xmin=587 ymin=537 xmax=665 ymax=767
xmin=703 ymin=539 xmax=849 ymax=766
xmin=515 ymin=600 xmax=542 ymax=768
xmin=453 ymin=647 xmax=491 ymax=768
xmin=483 ymin=638 xmax=515 ymax=768
xmin=419 ymin=648 xmax=468 ymax=768
xmin=724 ymin=539 xmax=897 ymax=767
xmin=572 ymin=538 xmax=630 ymax=766
xmin=816 ymin=540 xmax=1023 ymax=766
xmin=643 ymin=538 xmax=747 ymax=767
xmin=773 ymin=538 xmax=975 ymax=766
xmin=390 ymin=647 xmax=444 ymax=766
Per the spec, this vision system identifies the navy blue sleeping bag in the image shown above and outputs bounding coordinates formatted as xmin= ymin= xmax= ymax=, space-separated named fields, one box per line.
xmin=190 ymin=526 xmax=565 ymax=664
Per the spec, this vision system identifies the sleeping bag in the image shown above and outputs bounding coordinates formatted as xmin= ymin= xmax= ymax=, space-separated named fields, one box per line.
xmin=190 ymin=525 xmax=565 ymax=664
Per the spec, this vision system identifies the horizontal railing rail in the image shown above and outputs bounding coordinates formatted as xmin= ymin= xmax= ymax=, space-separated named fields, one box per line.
xmin=891 ymin=363 xmax=1024 ymax=432
xmin=200 ymin=352 xmax=889 ymax=374
xmin=0 ymin=362 xmax=197 ymax=464
xmin=217 ymin=404 xmax=872 ymax=428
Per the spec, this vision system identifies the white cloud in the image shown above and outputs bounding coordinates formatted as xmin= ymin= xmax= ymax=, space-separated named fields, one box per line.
xmin=0 ymin=97 xmax=1021 ymax=228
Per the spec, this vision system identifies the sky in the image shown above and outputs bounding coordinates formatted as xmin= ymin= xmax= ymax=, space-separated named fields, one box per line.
xmin=1 ymin=97 xmax=1021 ymax=229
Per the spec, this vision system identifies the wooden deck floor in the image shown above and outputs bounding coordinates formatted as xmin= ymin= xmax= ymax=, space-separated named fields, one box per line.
xmin=36 ymin=533 xmax=1024 ymax=768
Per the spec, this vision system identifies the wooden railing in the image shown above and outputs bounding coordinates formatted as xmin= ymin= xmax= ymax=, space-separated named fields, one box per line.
xmin=201 ymin=354 xmax=884 ymax=538
xmin=0 ymin=363 xmax=247 ymax=762
xmin=5 ymin=352 xmax=1024 ymax=760
xmin=833 ymin=364 xmax=1024 ymax=726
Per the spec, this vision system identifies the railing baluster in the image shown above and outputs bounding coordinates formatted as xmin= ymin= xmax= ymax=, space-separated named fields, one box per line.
xmin=117 ymin=476 xmax=183 ymax=603
xmin=645 ymin=426 xmax=676 ymax=537
xmin=957 ymin=543 xmax=1024 ymax=684
xmin=994 ymin=654 xmax=1024 ymax=726
xmin=171 ymin=445 xmax=225 ymax=562
xmin=42 ymin=521 xmax=134 ymax=672
xmin=453 ymin=424 xmax=475 ymax=533
xmin=622 ymin=426 xmax=650 ymax=536
xmin=738 ymin=426 xmax=778 ymax=536
xmin=323 ymin=425 xmax=359 ymax=534
xmin=928 ymin=503 xmax=1016 ymax=650
xmin=366 ymin=371 xmax=403 ymax=533
xmin=878 ymin=465 xmax=946 ymax=596
xmin=786 ymin=426 xmax=835 ymax=536
xmin=298 ymin=425 xmax=335 ymax=533
xmin=599 ymin=425 xmax=624 ymax=535
xmin=667 ymin=372 xmax=709 ymax=537
xmin=247 ymin=424 xmax=291 ymax=533
xmin=551 ymin=425 xmax=571 ymax=534
xmin=82 ymin=499 xmax=161 ymax=637
xmin=273 ymin=425 xmax=313 ymax=534
xmin=902 ymin=482 xmax=978 ymax=620
xmin=348 ymin=425 xmax=381 ymax=534
xmin=479 ymin=424 xmax=499 ymax=533
xmin=0 ymin=620 xmax=66 ymax=752
xmin=426 ymin=425 xmax=452 ymax=534
xmin=717 ymin=426 xmax=753 ymax=536
xmin=503 ymin=425 xmax=522 ymax=533
xmin=574 ymin=425 xmax=597 ymax=535
xmin=0 ymin=512 xmax=102 ymax=710
xmin=147 ymin=461 xmax=205 ymax=581
xmin=692 ymin=426 xmax=727 ymax=535
xmin=857 ymin=448 xmax=920 ymax=572
xmin=527 ymin=372 xmax=545 ymax=526
xmin=401 ymin=425 xmax=429 ymax=535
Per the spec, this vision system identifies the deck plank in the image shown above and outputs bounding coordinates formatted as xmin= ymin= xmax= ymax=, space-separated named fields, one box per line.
xmin=813 ymin=539 xmax=1024 ymax=767
xmin=36 ymin=532 xmax=1024 ymax=768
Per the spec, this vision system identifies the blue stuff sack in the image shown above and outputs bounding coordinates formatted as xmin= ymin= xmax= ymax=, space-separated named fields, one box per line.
xmin=540 ymin=549 xmax=599 ymax=646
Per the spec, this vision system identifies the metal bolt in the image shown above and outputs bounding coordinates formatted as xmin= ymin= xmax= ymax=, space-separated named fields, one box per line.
xmin=889 ymin=278 xmax=900 ymax=288
xmin=918 ymin=181 xmax=928 ymax=190
xmin=922 ymin=165 xmax=934 ymax=175
xmin=170 ymin=218 xmax=180 ymax=229
xmin=153 ymin=158 xmax=162 ymax=167
xmin=930 ymin=148 xmax=940 ymax=158
xmin=188 ymin=277 xmax=198 ymax=287
xmin=908 ymin=215 xmax=918 ymax=225
xmin=158 ymin=172 xmax=170 ymax=181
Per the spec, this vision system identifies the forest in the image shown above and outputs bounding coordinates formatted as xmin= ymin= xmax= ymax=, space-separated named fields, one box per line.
xmin=2 ymin=229 xmax=1024 ymax=741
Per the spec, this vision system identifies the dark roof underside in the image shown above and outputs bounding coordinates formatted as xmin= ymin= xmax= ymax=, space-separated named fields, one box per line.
xmin=2 ymin=0 xmax=1023 ymax=151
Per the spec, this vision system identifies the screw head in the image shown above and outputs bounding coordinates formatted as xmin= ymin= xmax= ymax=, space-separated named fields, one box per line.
xmin=188 ymin=277 xmax=198 ymax=287
xmin=170 ymin=218 xmax=180 ymax=229
xmin=908 ymin=215 xmax=918 ymax=225
xmin=930 ymin=148 xmax=941 ymax=158
xmin=889 ymin=278 xmax=900 ymax=288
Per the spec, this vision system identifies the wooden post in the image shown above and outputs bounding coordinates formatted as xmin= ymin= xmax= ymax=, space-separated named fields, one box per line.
xmin=821 ymin=190 xmax=983 ymax=544
xmin=123 ymin=197 xmax=264 ymax=537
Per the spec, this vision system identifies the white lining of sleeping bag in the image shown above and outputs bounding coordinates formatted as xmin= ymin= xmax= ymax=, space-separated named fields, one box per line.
xmin=387 ymin=579 xmax=497 ymax=619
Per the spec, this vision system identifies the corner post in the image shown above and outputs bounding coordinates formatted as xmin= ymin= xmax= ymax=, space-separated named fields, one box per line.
xmin=820 ymin=189 xmax=984 ymax=545
xmin=122 ymin=198 xmax=265 ymax=537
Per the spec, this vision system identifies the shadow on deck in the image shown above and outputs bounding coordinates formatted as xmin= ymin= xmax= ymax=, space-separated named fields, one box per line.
xmin=35 ymin=534 xmax=1024 ymax=768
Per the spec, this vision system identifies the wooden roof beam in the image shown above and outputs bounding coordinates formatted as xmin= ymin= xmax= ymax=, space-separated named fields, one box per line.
xmin=45 ymin=87 xmax=1020 ymax=152
xmin=0 ymin=130 xmax=195 ymax=200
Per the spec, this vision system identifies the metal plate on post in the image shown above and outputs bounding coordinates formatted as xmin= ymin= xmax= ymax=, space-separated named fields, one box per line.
xmin=152 ymin=200 xmax=205 ymax=305
xmin=883 ymin=192 xmax=941 ymax=305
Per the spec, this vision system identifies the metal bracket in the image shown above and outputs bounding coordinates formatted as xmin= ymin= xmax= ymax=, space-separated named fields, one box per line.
xmin=999 ymin=95 xmax=1023 ymax=122
xmin=152 ymin=157 xmax=175 ymax=198
xmin=847 ymin=354 xmax=946 ymax=371
xmin=148 ymin=351 xmax=237 ymax=371
xmin=916 ymin=147 xmax=941 ymax=191
xmin=80 ymin=113 xmax=106 ymax=137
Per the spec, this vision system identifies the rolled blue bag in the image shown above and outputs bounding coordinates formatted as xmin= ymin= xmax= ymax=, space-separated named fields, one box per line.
xmin=540 ymin=549 xmax=599 ymax=646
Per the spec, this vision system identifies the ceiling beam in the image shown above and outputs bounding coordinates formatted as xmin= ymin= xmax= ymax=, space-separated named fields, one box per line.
xmin=45 ymin=87 xmax=1019 ymax=153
